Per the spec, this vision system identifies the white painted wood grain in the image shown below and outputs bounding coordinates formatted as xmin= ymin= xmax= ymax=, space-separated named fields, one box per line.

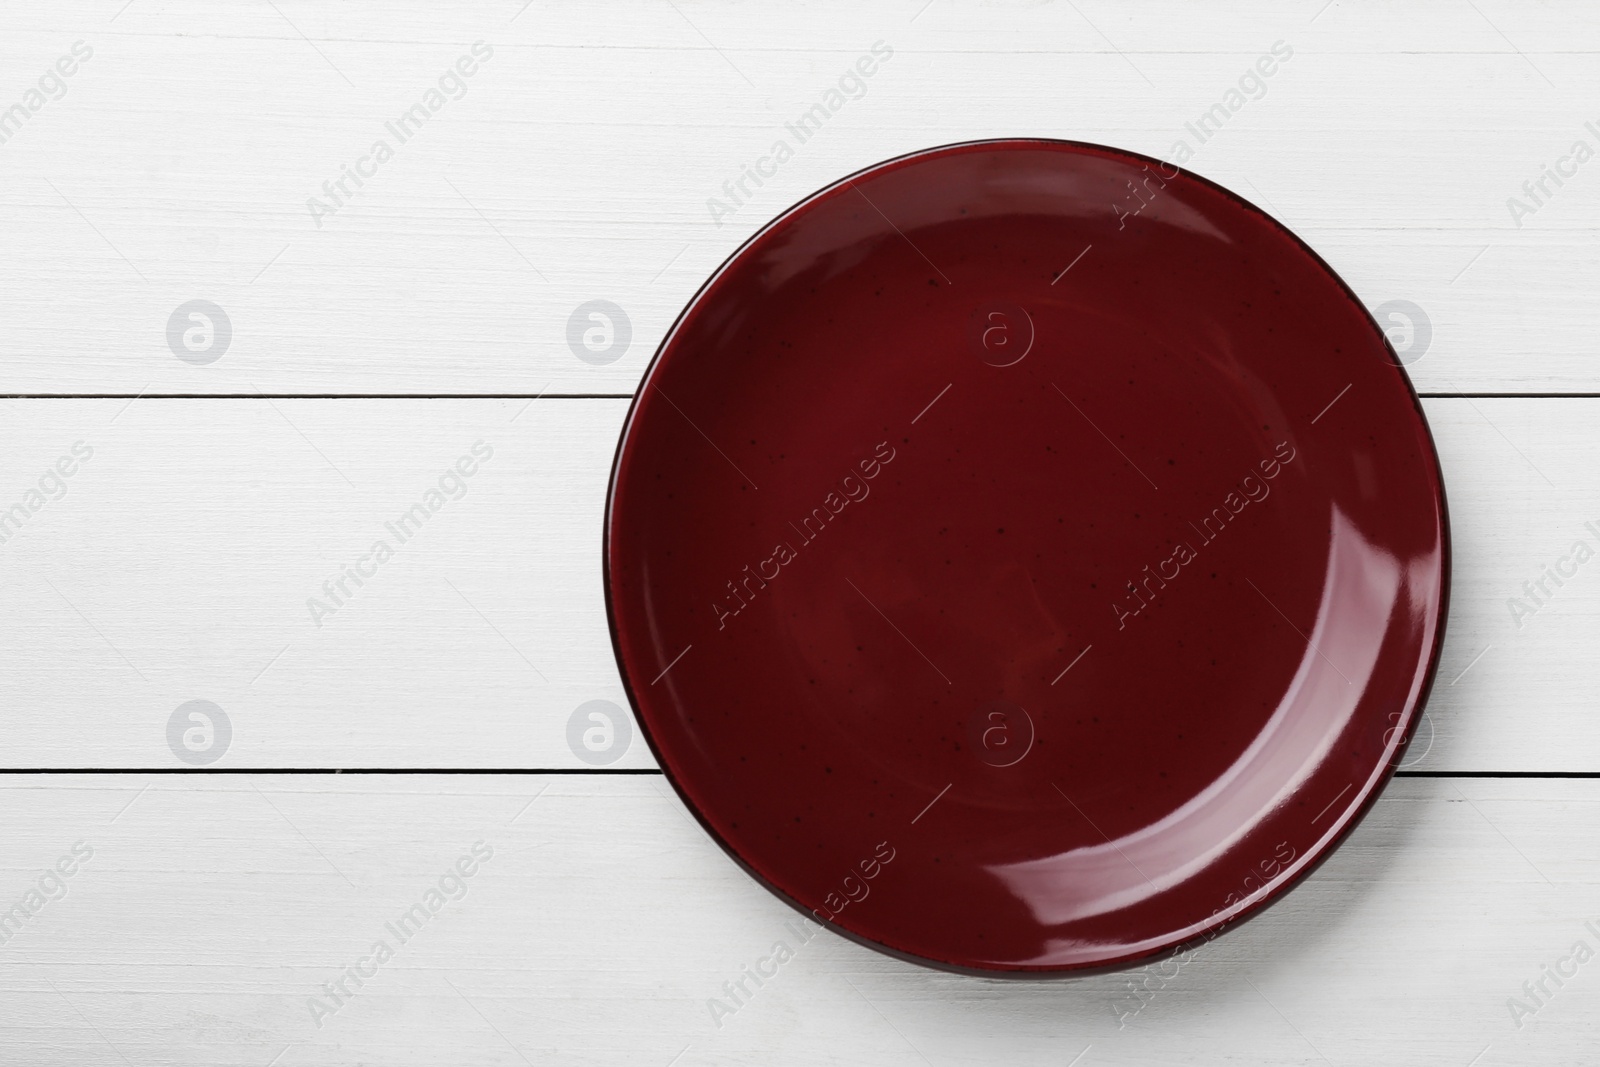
xmin=0 ymin=396 xmax=1588 ymax=771
xmin=0 ymin=774 xmax=1592 ymax=1066
xmin=2 ymin=3 xmax=1597 ymax=1062
xmin=0 ymin=397 xmax=633 ymax=768
xmin=1 ymin=2 xmax=1598 ymax=393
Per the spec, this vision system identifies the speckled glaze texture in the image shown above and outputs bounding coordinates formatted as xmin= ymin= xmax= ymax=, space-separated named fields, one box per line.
xmin=604 ymin=140 xmax=1449 ymax=975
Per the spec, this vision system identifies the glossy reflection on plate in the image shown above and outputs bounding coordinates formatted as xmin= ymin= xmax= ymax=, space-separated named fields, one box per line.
xmin=604 ymin=139 xmax=1449 ymax=975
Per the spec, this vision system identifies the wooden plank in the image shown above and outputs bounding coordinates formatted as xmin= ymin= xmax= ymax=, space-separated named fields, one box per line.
xmin=0 ymin=774 xmax=1592 ymax=1065
xmin=0 ymin=396 xmax=1592 ymax=771
xmin=0 ymin=397 xmax=633 ymax=769
xmin=1 ymin=4 xmax=1598 ymax=394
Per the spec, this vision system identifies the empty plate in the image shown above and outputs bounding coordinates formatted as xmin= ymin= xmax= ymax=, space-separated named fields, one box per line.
xmin=604 ymin=139 xmax=1449 ymax=974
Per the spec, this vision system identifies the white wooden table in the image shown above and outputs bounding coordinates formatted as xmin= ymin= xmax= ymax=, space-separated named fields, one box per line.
xmin=1 ymin=1 xmax=1597 ymax=1063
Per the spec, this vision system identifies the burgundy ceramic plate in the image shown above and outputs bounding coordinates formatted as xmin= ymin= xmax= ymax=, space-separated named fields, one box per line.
xmin=604 ymin=139 xmax=1448 ymax=975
